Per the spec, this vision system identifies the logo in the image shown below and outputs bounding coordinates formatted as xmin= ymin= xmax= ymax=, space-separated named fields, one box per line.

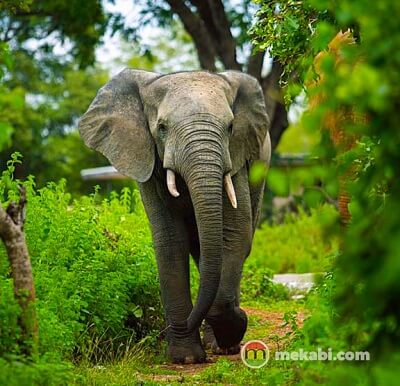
xmin=241 ymin=340 xmax=269 ymax=368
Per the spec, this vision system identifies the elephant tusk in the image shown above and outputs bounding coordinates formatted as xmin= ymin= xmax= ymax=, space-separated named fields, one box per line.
xmin=224 ymin=173 xmax=237 ymax=209
xmin=166 ymin=169 xmax=180 ymax=198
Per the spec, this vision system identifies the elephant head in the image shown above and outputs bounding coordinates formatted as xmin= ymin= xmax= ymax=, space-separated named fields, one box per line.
xmin=78 ymin=69 xmax=270 ymax=335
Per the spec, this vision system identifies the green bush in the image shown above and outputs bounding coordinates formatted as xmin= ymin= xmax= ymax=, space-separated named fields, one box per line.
xmin=239 ymin=206 xmax=338 ymax=304
xmin=241 ymin=267 xmax=290 ymax=303
xmin=0 ymin=358 xmax=74 ymax=386
xmin=0 ymin=176 xmax=163 ymax=363
xmin=248 ymin=206 xmax=338 ymax=274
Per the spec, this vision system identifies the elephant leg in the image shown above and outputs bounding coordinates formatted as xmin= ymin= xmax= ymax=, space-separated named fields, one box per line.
xmin=139 ymin=181 xmax=206 ymax=364
xmin=205 ymin=167 xmax=253 ymax=354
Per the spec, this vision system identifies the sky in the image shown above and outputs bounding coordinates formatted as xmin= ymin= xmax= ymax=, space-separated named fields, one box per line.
xmin=97 ymin=0 xmax=139 ymax=72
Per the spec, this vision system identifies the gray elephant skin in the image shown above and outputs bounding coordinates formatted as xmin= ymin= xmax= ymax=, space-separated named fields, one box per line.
xmin=78 ymin=69 xmax=271 ymax=364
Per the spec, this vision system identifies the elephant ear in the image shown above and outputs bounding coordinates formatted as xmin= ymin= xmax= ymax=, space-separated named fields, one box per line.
xmin=78 ymin=69 xmax=159 ymax=182
xmin=219 ymin=71 xmax=271 ymax=175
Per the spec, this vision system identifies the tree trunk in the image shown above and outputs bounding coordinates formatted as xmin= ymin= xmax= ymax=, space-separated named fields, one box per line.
xmin=0 ymin=186 xmax=38 ymax=356
xmin=260 ymin=60 xmax=289 ymax=150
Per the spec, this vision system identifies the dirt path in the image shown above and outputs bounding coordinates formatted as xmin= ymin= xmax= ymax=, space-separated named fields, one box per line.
xmin=139 ymin=306 xmax=305 ymax=383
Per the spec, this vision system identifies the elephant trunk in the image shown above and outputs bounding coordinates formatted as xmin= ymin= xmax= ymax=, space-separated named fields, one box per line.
xmin=167 ymin=170 xmax=237 ymax=209
xmin=172 ymin=128 xmax=224 ymax=335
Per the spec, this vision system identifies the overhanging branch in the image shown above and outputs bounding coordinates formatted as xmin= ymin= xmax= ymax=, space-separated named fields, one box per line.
xmin=208 ymin=0 xmax=241 ymax=70
xmin=260 ymin=60 xmax=289 ymax=150
xmin=247 ymin=49 xmax=265 ymax=80
xmin=189 ymin=0 xmax=241 ymax=70
xmin=165 ymin=0 xmax=217 ymax=71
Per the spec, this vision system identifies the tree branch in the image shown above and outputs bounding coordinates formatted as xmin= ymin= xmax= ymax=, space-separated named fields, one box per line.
xmin=0 ymin=203 xmax=15 ymax=238
xmin=14 ymin=10 xmax=50 ymax=18
xmin=268 ymin=101 xmax=289 ymax=150
xmin=207 ymin=0 xmax=241 ymax=70
xmin=260 ymin=60 xmax=289 ymax=150
xmin=247 ymin=49 xmax=265 ymax=80
xmin=261 ymin=60 xmax=284 ymax=117
xmin=165 ymin=0 xmax=217 ymax=71
xmin=188 ymin=0 xmax=216 ymax=37
xmin=189 ymin=0 xmax=241 ymax=70
xmin=6 ymin=186 xmax=27 ymax=227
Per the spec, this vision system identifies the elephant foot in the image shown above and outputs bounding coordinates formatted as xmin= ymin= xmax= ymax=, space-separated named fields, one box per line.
xmin=212 ymin=343 xmax=241 ymax=355
xmin=202 ymin=321 xmax=215 ymax=350
xmin=203 ymin=321 xmax=240 ymax=355
xmin=167 ymin=329 xmax=206 ymax=364
xmin=206 ymin=306 xmax=247 ymax=350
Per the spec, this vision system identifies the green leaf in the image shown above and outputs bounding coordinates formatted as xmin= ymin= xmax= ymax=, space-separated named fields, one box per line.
xmin=250 ymin=161 xmax=268 ymax=184
xmin=133 ymin=306 xmax=143 ymax=319
xmin=0 ymin=122 xmax=13 ymax=151
xmin=267 ymin=169 xmax=290 ymax=196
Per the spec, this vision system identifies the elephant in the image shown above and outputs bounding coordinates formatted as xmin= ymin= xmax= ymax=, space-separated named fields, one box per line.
xmin=78 ymin=69 xmax=271 ymax=364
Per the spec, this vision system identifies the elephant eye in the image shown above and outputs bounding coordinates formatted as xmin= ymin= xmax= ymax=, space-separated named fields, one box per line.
xmin=158 ymin=123 xmax=168 ymax=139
xmin=227 ymin=123 xmax=233 ymax=136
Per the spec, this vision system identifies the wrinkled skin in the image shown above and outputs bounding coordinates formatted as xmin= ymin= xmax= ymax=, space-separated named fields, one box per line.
xmin=79 ymin=69 xmax=271 ymax=364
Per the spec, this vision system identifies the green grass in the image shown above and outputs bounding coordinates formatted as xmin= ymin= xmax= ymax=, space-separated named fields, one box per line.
xmin=71 ymin=299 xmax=302 ymax=385
xmin=69 ymin=273 xmax=400 ymax=386
xmin=69 ymin=289 xmax=400 ymax=386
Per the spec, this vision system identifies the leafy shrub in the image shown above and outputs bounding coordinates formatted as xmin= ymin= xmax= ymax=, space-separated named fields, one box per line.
xmin=241 ymin=268 xmax=289 ymax=303
xmin=240 ymin=206 xmax=338 ymax=303
xmin=0 ymin=173 xmax=163 ymax=363
xmin=0 ymin=358 xmax=73 ymax=386
xmin=248 ymin=206 xmax=338 ymax=274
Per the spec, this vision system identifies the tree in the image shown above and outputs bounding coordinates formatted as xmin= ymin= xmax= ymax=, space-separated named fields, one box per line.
xmin=0 ymin=155 xmax=37 ymax=356
xmin=0 ymin=51 xmax=110 ymax=192
xmin=0 ymin=0 xmax=107 ymax=68
xmin=133 ymin=0 xmax=289 ymax=149
xmin=0 ymin=8 xmax=39 ymax=354
xmin=0 ymin=43 xmax=18 ymax=151
xmin=0 ymin=1 xmax=111 ymax=191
